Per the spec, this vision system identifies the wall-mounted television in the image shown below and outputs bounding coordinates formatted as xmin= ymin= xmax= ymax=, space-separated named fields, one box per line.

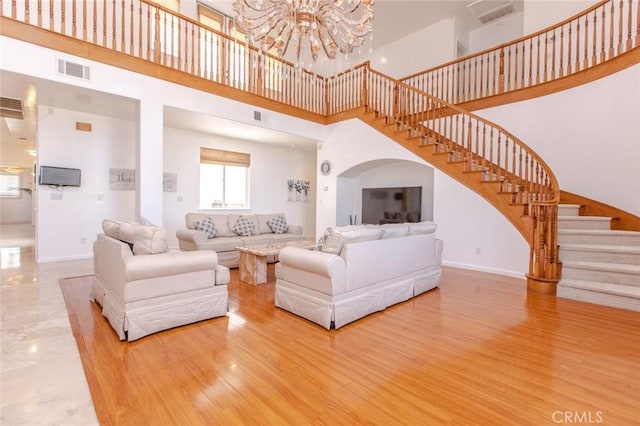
xmin=39 ymin=165 xmax=81 ymax=187
xmin=362 ymin=186 xmax=422 ymax=225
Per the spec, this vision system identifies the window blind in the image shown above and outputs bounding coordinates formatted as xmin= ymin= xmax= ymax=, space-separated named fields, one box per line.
xmin=200 ymin=147 xmax=250 ymax=167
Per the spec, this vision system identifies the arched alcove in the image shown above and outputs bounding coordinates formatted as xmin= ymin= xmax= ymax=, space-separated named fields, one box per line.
xmin=335 ymin=159 xmax=434 ymax=226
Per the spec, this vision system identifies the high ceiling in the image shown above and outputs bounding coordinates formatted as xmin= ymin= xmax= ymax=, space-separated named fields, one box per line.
xmin=1 ymin=1 xmax=524 ymax=161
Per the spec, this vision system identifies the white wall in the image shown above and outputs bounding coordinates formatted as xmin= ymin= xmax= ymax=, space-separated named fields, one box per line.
xmin=36 ymin=107 xmax=136 ymax=262
xmin=523 ymin=0 xmax=601 ymax=34
xmin=468 ymin=12 xmax=524 ymax=55
xmin=162 ymin=126 xmax=317 ymax=247
xmin=476 ymin=63 xmax=640 ymax=216
xmin=366 ymin=18 xmax=457 ymax=79
xmin=320 ymin=119 xmax=529 ymax=277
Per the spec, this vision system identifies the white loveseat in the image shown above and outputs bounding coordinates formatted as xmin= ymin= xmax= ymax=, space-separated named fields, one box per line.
xmin=176 ymin=213 xmax=305 ymax=268
xmin=275 ymin=222 xmax=443 ymax=329
xmin=91 ymin=220 xmax=230 ymax=341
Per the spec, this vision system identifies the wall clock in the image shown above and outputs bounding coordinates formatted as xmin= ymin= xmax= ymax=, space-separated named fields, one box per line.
xmin=320 ymin=160 xmax=332 ymax=176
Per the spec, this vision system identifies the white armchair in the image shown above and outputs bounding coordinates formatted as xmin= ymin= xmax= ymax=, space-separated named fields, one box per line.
xmin=91 ymin=221 xmax=229 ymax=341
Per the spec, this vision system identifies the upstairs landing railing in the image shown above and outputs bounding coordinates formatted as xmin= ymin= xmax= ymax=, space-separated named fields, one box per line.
xmin=0 ymin=0 xmax=327 ymax=114
xmin=401 ymin=0 xmax=640 ymax=105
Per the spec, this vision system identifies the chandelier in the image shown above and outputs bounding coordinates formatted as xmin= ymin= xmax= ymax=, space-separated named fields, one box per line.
xmin=232 ymin=0 xmax=375 ymax=68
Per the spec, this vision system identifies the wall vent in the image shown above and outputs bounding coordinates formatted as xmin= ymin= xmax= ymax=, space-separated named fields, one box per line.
xmin=253 ymin=110 xmax=262 ymax=121
xmin=468 ymin=0 xmax=515 ymax=25
xmin=57 ymin=58 xmax=91 ymax=80
xmin=0 ymin=97 xmax=24 ymax=120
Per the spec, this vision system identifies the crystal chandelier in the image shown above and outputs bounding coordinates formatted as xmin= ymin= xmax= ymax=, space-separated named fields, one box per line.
xmin=232 ymin=0 xmax=375 ymax=68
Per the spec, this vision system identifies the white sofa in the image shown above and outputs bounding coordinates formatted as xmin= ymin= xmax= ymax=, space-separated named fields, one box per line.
xmin=176 ymin=213 xmax=305 ymax=268
xmin=275 ymin=223 xmax=443 ymax=329
xmin=91 ymin=220 xmax=230 ymax=341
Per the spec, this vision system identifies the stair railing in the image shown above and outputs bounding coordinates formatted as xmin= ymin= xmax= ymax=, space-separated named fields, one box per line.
xmin=364 ymin=63 xmax=562 ymax=290
xmin=400 ymin=0 xmax=640 ymax=104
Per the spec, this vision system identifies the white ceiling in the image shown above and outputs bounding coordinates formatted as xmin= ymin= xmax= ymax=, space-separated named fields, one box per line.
xmin=0 ymin=1 xmax=523 ymax=158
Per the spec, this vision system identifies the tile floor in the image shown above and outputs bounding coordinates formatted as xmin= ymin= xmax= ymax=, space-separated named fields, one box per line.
xmin=1 ymin=224 xmax=98 ymax=425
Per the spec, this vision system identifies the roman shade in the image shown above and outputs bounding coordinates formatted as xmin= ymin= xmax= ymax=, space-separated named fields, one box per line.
xmin=200 ymin=147 xmax=250 ymax=167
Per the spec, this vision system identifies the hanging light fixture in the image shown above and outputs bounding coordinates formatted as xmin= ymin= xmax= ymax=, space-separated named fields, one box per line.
xmin=232 ymin=0 xmax=375 ymax=68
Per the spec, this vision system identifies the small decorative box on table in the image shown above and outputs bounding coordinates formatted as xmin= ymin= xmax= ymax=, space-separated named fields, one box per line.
xmin=236 ymin=240 xmax=315 ymax=285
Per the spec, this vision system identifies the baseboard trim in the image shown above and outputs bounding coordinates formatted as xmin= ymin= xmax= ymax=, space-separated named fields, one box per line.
xmin=36 ymin=254 xmax=93 ymax=264
xmin=442 ymin=261 xmax=526 ymax=280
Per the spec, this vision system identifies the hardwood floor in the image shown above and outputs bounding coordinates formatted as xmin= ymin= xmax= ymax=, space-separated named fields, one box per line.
xmin=60 ymin=266 xmax=640 ymax=425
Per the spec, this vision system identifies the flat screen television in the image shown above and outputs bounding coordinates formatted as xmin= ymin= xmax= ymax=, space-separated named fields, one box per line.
xmin=362 ymin=186 xmax=422 ymax=225
xmin=39 ymin=165 xmax=81 ymax=187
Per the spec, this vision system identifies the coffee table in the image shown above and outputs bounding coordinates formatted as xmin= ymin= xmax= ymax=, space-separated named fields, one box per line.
xmin=236 ymin=240 xmax=315 ymax=285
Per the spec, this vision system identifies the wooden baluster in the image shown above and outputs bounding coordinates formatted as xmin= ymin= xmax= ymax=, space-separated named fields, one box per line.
xmin=609 ymin=0 xmax=615 ymax=59
xmin=48 ymin=0 xmax=54 ymax=29
xmin=25 ymin=0 xmax=29 ymax=24
xmin=636 ymin=0 xmax=640 ymax=46
xmin=551 ymin=30 xmax=558 ymax=79
xmin=37 ymin=0 xmax=42 ymax=27
xmin=82 ymin=0 xmax=87 ymax=41
xmin=627 ymin=0 xmax=633 ymax=50
xmin=512 ymin=44 xmax=518 ymax=90
xmin=61 ymin=0 xmax=65 ymax=34
xmin=566 ymin=25 xmax=572 ymax=75
xmin=72 ymin=0 xmax=76 ymax=38
xmin=583 ymin=16 xmax=589 ymax=70
xmin=618 ymin=0 xmax=624 ymax=53
xmin=93 ymin=0 xmax=97 ymax=44
xmin=111 ymin=0 xmax=116 ymax=48
xmin=601 ymin=6 xmax=607 ymax=62
xmin=11 ymin=0 xmax=16 ymax=19
xmin=118 ymin=0 xmax=123 ymax=52
xmin=129 ymin=1 xmax=134 ymax=54
xmin=520 ymin=41 xmax=526 ymax=89
xmin=102 ymin=0 xmax=106 ymax=47
xmin=498 ymin=48 xmax=505 ymax=93
xmin=575 ymin=20 xmax=580 ymax=72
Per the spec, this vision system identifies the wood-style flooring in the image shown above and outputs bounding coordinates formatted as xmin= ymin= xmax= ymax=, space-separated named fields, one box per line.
xmin=60 ymin=266 xmax=640 ymax=425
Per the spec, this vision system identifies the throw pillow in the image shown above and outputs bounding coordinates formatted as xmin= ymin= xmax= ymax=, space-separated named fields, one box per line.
xmin=268 ymin=216 xmax=289 ymax=234
xmin=316 ymin=226 xmax=333 ymax=251
xmin=232 ymin=216 xmax=255 ymax=237
xmin=138 ymin=216 xmax=154 ymax=226
xmin=195 ymin=216 xmax=218 ymax=238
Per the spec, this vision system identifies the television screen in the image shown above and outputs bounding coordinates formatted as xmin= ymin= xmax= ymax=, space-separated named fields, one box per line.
xmin=39 ymin=165 xmax=81 ymax=187
xmin=362 ymin=186 xmax=422 ymax=225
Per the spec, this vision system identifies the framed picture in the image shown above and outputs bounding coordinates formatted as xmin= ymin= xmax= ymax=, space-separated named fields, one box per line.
xmin=110 ymin=168 xmax=135 ymax=190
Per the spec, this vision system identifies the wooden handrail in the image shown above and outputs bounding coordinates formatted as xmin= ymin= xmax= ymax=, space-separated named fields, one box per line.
xmin=400 ymin=0 xmax=639 ymax=104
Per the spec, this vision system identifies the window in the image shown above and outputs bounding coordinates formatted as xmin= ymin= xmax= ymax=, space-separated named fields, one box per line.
xmin=200 ymin=147 xmax=250 ymax=209
xmin=0 ymin=173 xmax=21 ymax=198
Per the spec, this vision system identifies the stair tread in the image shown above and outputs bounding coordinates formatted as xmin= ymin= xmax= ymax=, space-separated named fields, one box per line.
xmin=558 ymin=216 xmax=612 ymax=221
xmin=559 ymin=229 xmax=640 ymax=236
xmin=562 ymin=260 xmax=640 ymax=273
xmin=559 ymin=279 xmax=640 ymax=297
xmin=560 ymin=243 xmax=640 ymax=253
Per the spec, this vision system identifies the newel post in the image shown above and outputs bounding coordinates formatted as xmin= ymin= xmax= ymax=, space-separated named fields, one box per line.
xmin=526 ymin=202 xmax=562 ymax=295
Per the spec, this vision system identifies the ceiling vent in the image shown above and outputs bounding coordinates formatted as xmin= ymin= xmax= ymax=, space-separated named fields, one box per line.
xmin=0 ymin=97 xmax=24 ymax=120
xmin=468 ymin=0 xmax=515 ymax=25
xmin=57 ymin=58 xmax=91 ymax=81
xmin=253 ymin=110 xmax=262 ymax=121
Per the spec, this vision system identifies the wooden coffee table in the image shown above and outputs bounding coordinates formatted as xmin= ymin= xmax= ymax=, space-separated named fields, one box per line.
xmin=236 ymin=240 xmax=315 ymax=285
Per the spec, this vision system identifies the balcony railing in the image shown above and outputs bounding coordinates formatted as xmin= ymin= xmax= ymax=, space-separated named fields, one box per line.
xmin=400 ymin=0 xmax=640 ymax=104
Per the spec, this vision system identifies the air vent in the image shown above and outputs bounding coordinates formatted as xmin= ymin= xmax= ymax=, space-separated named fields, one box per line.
xmin=0 ymin=97 xmax=24 ymax=120
xmin=468 ymin=0 xmax=515 ymax=24
xmin=57 ymin=58 xmax=91 ymax=80
xmin=253 ymin=110 xmax=262 ymax=121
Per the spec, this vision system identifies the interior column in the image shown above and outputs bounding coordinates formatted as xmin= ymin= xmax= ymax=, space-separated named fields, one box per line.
xmin=137 ymin=99 xmax=163 ymax=224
